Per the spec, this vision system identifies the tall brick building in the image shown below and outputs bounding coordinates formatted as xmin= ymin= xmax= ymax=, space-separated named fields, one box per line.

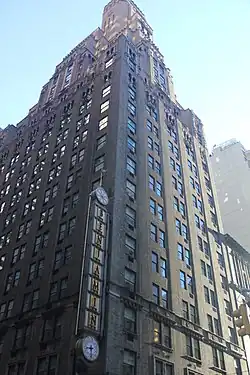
xmin=0 ymin=1 xmax=248 ymax=374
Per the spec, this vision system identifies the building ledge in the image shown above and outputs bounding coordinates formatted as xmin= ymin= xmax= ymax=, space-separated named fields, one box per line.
xmin=203 ymin=331 xmax=227 ymax=349
xmin=181 ymin=355 xmax=202 ymax=366
xmin=228 ymin=342 xmax=245 ymax=358
xmin=153 ymin=342 xmax=173 ymax=354
xmin=209 ymin=366 xmax=226 ymax=374
xmin=180 ymin=318 xmax=203 ymax=339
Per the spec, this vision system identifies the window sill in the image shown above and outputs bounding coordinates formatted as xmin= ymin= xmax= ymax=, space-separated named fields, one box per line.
xmin=181 ymin=355 xmax=202 ymax=365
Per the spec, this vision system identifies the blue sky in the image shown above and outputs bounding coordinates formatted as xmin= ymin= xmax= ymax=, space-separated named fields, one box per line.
xmin=1 ymin=0 xmax=250 ymax=150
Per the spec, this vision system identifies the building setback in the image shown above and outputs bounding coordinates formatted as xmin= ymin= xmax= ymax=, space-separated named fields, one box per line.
xmin=210 ymin=139 xmax=250 ymax=253
xmin=0 ymin=1 xmax=248 ymax=374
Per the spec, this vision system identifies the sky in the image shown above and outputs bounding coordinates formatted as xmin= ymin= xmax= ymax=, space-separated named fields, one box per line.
xmin=0 ymin=0 xmax=250 ymax=151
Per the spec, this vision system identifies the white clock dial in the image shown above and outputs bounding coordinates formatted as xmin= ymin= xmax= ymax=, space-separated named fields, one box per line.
xmin=95 ymin=187 xmax=109 ymax=206
xmin=82 ymin=336 xmax=99 ymax=362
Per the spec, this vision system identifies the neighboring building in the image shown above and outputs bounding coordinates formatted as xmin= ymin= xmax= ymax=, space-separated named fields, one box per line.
xmin=211 ymin=231 xmax=250 ymax=371
xmin=0 ymin=1 xmax=248 ymax=375
xmin=210 ymin=139 xmax=250 ymax=252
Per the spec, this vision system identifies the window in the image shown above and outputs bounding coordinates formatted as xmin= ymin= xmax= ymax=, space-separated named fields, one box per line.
xmin=195 ymin=182 xmax=200 ymax=195
xmin=186 ymin=335 xmax=192 ymax=356
xmin=176 ymin=163 xmax=181 ymax=177
xmin=72 ymin=192 xmax=79 ymax=208
xmin=157 ymin=205 xmax=163 ymax=221
xmin=124 ymin=269 xmax=136 ymax=292
xmin=172 ymin=177 xmax=178 ymax=191
xmin=183 ymin=225 xmax=192 ymax=249
xmin=179 ymin=201 xmax=185 ymax=217
xmin=128 ymin=118 xmax=136 ymax=134
xmin=148 ymin=136 xmax=153 ymax=149
xmin=176 ymin=219 xmax=181 ymax=235
xmin=128 ymin=102 xmax=136 ymax=116
xmin=170 ymin=157 xmax=175 ymax=170
xmin=6 ymin=300 xmax=14 ymax=317
xmin=49 ymin=282 xmax=58 ymax=301
xmin=59 ymin=278 xmax=68 ymax=298
xmin=68 ymin=217 xmax=76 ymax=235
xmin=188 ymin=160 xmax=192 ymax=171
xmin=152 ymin=252 xmax=158 ymax=272
xmin=153 ymin=321 xmax=161 ymax=343
xmin=81 ymin=129 xmax=88 ymax=142
xmin=149 ymin=175 xmax=155 ymax=191
xmin=180 ymin=271 xmax=186 ymax=289
xmin=210 ymin=290 xmax=217 ymax=308
xmin=127 ymin=157 xmax=136 ymax=175
xmin=195 ymin=214 xmax=200 ymax=228
xmin=156 ymin=181 xmax=162 ymax=197
xmin=148 ymin=154 xmax=154 ymax=169
xmin=128 ymin=137 xmax=136 ymax=153
xmin=192 ymin=195 xmax=197 ymax=208
xmin=204 ymin=286 xmax=210 ymax=303
xmin=31 ymin=290 xmax=39 ymax=309
xmin=207 ymin=265 xmax=213 ymax=281
xmin=126 ymin=180 xmax=136 ymax=200
xmin=96 ymin=134 xmax=107 ymax=150
xmin=37 ymin=355 xmax=57 ymax=375
xmin=190 ymin=176 xmax=195 ymax=189
xmin=214 ymin=318 xmax=221 ymax=336
xmin=178 ymin=243 xmax=184 ymax=260
xmin=154 ymin=143 xmax=160 ymax=156
xmin=11 ymin=244 xmax=26 ymax=264
xmin=94 ymin=155 xmax=105 ymax=172
xmin=70 ymin=154 xmax=77 ymax=168
xmin=204 ymin=241 xmax=210 ymax=256
xmin=153 ymin=126 xmax=158 ymax=137
xmin=185 ymin=249 xmax=191 ymax=266
xmin=173 ymin=196 xmax=179 ymax=211
xmin=128 ymin=86 xmax=136 ymax=100
xmin=66 ymin=174 xmax=74 ymax=190
xmin=197 ymin=199 xmax=203 ymax=214
xmin=177 ymin=181 xmax=183 ymax=195
xmin=201 ymin=260 xmax=207 ymax=276
xmin=105 ymin=58 xmax=113 ymax=68
xmin=150 ymin=198 xmax=156 ymax=215
xmin=99 ymin=116 xmax=108 ymax=131
xmin=123 ymin=350 xmax=135 ymax=375
xmin=168 ymin=140 xmax=174 ymax=152
xmin=125 ymin=235 xmax=136 ymax=254
xmin=13 ymin=270 xmax=20 ymax=286
xmin=125 ymin=206 xmax=136 ymax=228
xmin=79 ymin=149 xmax=85 ymax=162
xmin=58 ymin=223 xmax=66 ymax=241
xmin=124 ymin=307 xmax=136 ymax=333
xmin=207 ymin=314 xmax=213 ymax=332
xmin=100 ymin=100 xmax=109 ymax=113
xmin=150 ymin=223 xmax=157 ymax=242
xmin=161 ymin=289 xmax=168 ymax=308
xmin=155 ymin=161 xmax=161 ymax=175
xmin=152 ymin=283 xmax=159 ymax=304
xmin=182 ymin=300 xmax=189 ymax=319
xmin=193 ymin=338 xmax=201 ymax=359
xmin=102 ymin=85 xmax=111 ymax=97
xmin=159 ymin=230 xmax=165 ymax=248
xmin=147 ymin=119 xmax=152 ymax=131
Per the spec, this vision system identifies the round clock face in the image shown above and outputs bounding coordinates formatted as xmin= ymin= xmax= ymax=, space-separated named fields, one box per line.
xmin=95 ymin=187 xmax=109 ymax=206
xmin=82 ymin=336 xmax=99 ymax=362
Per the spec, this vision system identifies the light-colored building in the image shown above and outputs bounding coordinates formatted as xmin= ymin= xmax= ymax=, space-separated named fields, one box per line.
xmin=210 ymin=139 xmax=250 ymax=252
xmin=219 ymin=232 xmax=250 ymax=371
